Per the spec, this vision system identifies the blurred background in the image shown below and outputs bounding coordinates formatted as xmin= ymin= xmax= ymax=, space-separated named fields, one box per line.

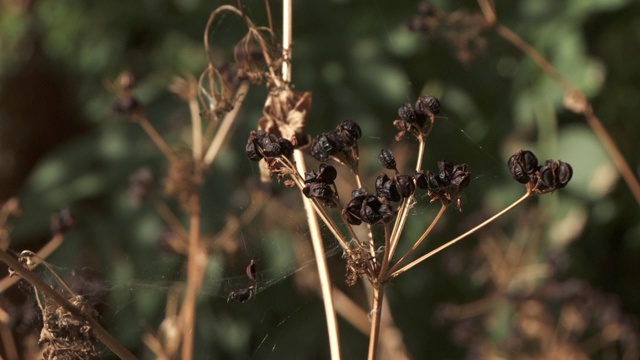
xmin=1 ymin=0 xmax=639 ymax=359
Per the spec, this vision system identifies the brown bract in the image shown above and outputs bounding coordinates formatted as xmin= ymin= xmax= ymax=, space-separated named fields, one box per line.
xmin=257 ymin=89 xmax=312 ymax=182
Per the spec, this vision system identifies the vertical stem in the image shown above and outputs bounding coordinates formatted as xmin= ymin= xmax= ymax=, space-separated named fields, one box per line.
xmin=190 ymin=97 xmax=203 ymax=161
xmin=284 ymin=1 xmax=339 ymax=357
xmin=282 ymin=0 xmax=292 ymax=84
xmin=181 ymin=196 xmax=203 ymax=360
xmin=294 ymin=151 xmax=342 ymax=360
xmin=367 ymin=285 xmax=385 ymax=360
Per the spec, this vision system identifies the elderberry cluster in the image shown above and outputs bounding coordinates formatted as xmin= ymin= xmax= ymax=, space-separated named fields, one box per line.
xmin=245 ymin=130 xmax=294 ymax=161
xmin=394 ymin=95 xmax=441 ymax=140
xmin=303 ymin=164 xmax=338 ymax=207
xmin=310 ymin=120 xmax=362 ymax=167
xmin=508 ymin=150 xmax=573 ymax=193
xmin=415 ymin=160 xmax=471 ymax=210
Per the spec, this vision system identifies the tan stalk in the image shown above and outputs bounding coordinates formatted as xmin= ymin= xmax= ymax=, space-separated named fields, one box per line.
xmin=367 ymin=284 xmax=385 ymax=360
xmin=190 ymin=92 xmax=203 ymax=161
xmin=0 ymin=250 xmax=138 ymax=360
xmin=133 ymin=116 xmax=176 ymax=162
xmin=390 ymin=191 xmax=532 ymax=279
xmin=180 ymin=196 xmax=204 ymax=360
xmin=203 ymin=81 xmax=251 ymax=167
xmin=283 ymin=1 xmax=341 ymax=357
xmin=0 ymin=234 xmax=64 ymax=293
xmin=477 ymin=0 xmax=640 ymax=205
xmin=387 ymin=203 xmax=447 ymax=276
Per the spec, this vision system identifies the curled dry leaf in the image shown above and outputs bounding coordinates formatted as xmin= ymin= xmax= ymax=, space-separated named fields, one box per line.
xmin=257 ymin=89 xmax=312 ymax=182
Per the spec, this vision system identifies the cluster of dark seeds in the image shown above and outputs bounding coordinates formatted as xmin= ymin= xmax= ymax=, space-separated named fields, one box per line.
xmin=394 ymin=95 xmax=440 ymax=140
xmin=246 ymin=130 xmax=294 ymax=161
xmin=415 ymin=160 xmax=471 ymax=210
xmin=310 ymin=119 xmax=362 ymax=168
xmin=342 ymin=189 xmax=395 ymax=225
xmin=303 ymin=164 xmax=339 ymax=207
xmin=508 ymin=150 xmax=572 ymax=193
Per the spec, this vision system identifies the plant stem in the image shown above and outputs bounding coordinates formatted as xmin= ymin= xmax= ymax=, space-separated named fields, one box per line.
xmin=294 ymin=151 xmax=342 ymax=360
xmin=0 ymin=234 xmax=64 ymax=293
xmin=203 ymin=81 xmax=250 ymax=167
xmin=180 ymin=195 xmax=204 ymax=360
xmin=134 ymin=116 xmax=176 ymax=162
xmin=477 ymin=0 xmax=640 ymax=205
xmin=387 ymin=203 xmax=447 ymax=276
xmin=367 ymin=284 xmax=385 ymax=360
xmin=0 ymin=250 xmax=137 ymax=360
xmin=390 ymin=191 xmax=531 ymax=279
xmin=190 ymin=94 xmax=203 ymax=161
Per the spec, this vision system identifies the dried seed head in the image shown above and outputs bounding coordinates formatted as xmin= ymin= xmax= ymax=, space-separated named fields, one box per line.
xmin=508 ymin=150 xmax=538 ymax=184
xmin=556 ymin=161 xmax=573 ymax=188
xmin=378 ymin=149 xmax=397 ymax=170
xmin=415 ymin=95 xmax=441 ymax=119
xmin=396 ymin=175 xmax=416 ymax=198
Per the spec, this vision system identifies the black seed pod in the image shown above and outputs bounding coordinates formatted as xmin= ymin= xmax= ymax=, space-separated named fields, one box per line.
xmin=414 ymin=171 xmax=429 ymax=189
xmin=556 ymin=161 xmax=573 ymax=188
xmin=378 ymin=149 xmax=397 ymax=170
xmin=415 ymin=95 xmax=441 ymax=118
xmin=538 ymin=162 xmax=556 ymax=190
xmin=375 ymin=174 xmax=401 ymax=202
xmin=303 ymin=182 xmax=336 ymax=207
xmin=336 ymin=119 xmax=362 ymax=147
xmin=508 ymin=150 xmax=538 ymax=184
xmin=396 ymin=175 xmax=416 ymax=198
xmin=398 ymin=103 xmax=417 ymax=123
xmin=310 ymin=134 xmax=337 ymax=161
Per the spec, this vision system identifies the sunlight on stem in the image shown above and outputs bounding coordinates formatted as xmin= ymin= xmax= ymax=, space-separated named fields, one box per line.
xmin=387 ymin=203 xmax=447 ymax=276
xmin=389 ymin=191 xmax=532 ymax=279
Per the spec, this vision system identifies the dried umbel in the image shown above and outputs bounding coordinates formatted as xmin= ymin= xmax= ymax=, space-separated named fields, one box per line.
xmin=508 ymin=150 xmax=573 ymax=193
xmin=416 ymin=160 xmax=471 ymax=210
xmin=393 ymin=95 xmax=441 ymax=140
xmin=39 ymin=296 xmax=100 ymax=360
xmin=310 ymin=119 xmax=362 ymax=169
xmin=245 ymin=130 xmax=294 ymax=161
xmin=303 ymin=164 xmax=339 ymax=207
xmin=342 ymin=190 xmax=395 ymax=226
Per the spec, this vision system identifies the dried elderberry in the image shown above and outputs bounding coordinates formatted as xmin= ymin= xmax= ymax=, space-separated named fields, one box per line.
xmin=507 ymin=150 xmax=573 ymax=193
xmin=421 ymin=160 xmax=471 ymax=210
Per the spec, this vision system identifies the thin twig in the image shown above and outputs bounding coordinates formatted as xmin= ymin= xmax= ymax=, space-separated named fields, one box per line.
xmin=387 ymin=203 xmax=447 ymax=276
xmin=390 ymin=191 xmax=532 ymax=279
xmin=477 ymin=0 xmax=640 ymax=205
xmin=134 ymin=116 xmax=176 ymax=162
xmin=0 ymin=234 xmax=64 ymax=293
xmin=203 ymin=81 xmax=250 ymax=167
xmin=0 ymin=250 xmax=137 ymax=360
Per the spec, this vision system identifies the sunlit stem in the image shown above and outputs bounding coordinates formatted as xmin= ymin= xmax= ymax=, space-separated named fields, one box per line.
xmin=367 ymin=284 xmax=385 ymax=360
xmin=294 ymin=150 xmax=342 ymax=360
xmin=415 ymin=134 xmax=426 ymax=172
xmin=389 ymin=191 xmax=532 ymax=279
xmin=203 ymin=81 xmax=250 ymax=167
xmin=189 ymin=93 xmax=203 ymax=161
xmin=387 ymin=203 xmax=447 ymax=277
xmin=280 ymin=156 xmax=350 ymax=250
xmin=378 ymin=224 xmax=392 ymax=281
xmin=387 ymin=196 xmax=411 ymax=263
